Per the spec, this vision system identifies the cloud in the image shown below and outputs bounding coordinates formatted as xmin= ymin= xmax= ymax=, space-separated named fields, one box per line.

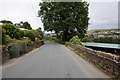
xmin=0 ymin=0 xmax=118 ymax=31
xmin=88 ymin=2 xmax=118 ymax=30
xmin=0 ymin=0 xmax=43 ymax=30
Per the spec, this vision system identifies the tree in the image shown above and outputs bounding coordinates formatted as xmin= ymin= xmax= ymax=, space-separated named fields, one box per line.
xmin=23 ymin=22 xmax=32 ymax=30
xmin=38 ymin=2 xmax=89 ymax=41
xmin=0 ymin=20 xmax=13 ymax=24
xmin=36 ymin=27 xmax=43 ymax=39
xmin=14 ymin=21 xmax=32 ymax=30
xmin=14 ymin=23 xmax=21 ymax=28
xmin=2 ymin=23 xmax=22 ymax=39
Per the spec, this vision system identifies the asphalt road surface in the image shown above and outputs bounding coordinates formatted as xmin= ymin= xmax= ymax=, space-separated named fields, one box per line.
xmin=2 ymin=41 xmax=109 ymax=78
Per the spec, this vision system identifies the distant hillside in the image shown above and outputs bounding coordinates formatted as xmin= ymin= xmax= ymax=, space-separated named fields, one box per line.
xmin=87 ymin=29 xmax=120 ymax=34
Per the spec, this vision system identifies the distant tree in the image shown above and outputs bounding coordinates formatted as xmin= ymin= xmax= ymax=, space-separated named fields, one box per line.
xmin=38 ymin=2 xmax=89 ymax=41
xmin=14 ymin=21 xmax=32 ymax=30
xmin=23 ymin=22 xmax=32 ymax=30
xmin=0 ymin=20 xmax=13 ymax=24
xmin=20 ymin=21 xmax=24 ymax=25
xmin=14 ymin=23 xmax=21 ymax=28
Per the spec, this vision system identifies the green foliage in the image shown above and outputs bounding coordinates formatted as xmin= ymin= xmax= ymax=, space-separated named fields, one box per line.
xmin=14 ymin=21 xmax=32 ymax=30
xmin=1 ymin=20 xmax=43 ymax=46
xmin=30 ymin=29 xmax=43 ymax=40
xmin=65 ymin=43 xmax=69 ymax=46
xmin=69 ymin=36 xmax=83 ymax=46
xmin=2 ymin=23 xmax=22 ymax=39
xmin=82 ymin=37 xmax=92 ymax=42
xmin=8 ymin=43 xmax=21 ymax=58
xmin=92 ymin=37 xmax=120 ymax=44
xmin=14 ymin=23 xmax=21 ymax=28
xmin=31 ymin=29 xmax=40 ymax=40
xmin=22 ymin=22 xmax=32 ymax=30
xmin=21 ymin=37 xmax=32 ymax=46
xmin=44 ymin=35 xmax=65 ymax=44
xmin=38 ymin=35 xmax=42 ymax=40
xmin=8 ymin=41 xmax=27 ymax=58
xmin=44 ymin=36 xmax=57 ymax=41
xmin=22 ymin=37 xmax=30 ymax=41
xmin=2 ymin=35 xmax=12 ymax=45
xmin=0 ymin=20 xmax=13 ymax=24
xmin=31 ymin=29 xmax=38 ymax=35
xmin=23 ymin=30 xmax=35 ymax=41
xmin=38 ymin=2 xmax=89 ymax=41
xmin=36 ymin=27 xmax=43 ymax=39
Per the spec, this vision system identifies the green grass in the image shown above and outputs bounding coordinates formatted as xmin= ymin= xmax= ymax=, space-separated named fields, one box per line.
xmin=65 ymin=43 xmax=69 ymax=46
xmin=74 ymin=48 xmax=87 ymax=60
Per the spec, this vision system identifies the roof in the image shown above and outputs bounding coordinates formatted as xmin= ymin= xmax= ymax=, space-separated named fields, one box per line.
xmin=84 ymin=42 xmax=120 ymax=49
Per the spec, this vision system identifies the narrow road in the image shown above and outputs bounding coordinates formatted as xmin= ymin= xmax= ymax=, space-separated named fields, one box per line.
xmin=2 ymin=41 xmax=109 ymax=78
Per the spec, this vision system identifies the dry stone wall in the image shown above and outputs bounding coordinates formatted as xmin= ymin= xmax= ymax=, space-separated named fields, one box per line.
xmin=66 ymin=42 xmax=120 ymax=78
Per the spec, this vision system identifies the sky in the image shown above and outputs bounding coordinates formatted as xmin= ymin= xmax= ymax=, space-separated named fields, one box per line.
xmin=0 ymin=0 xmax=119 ymax=32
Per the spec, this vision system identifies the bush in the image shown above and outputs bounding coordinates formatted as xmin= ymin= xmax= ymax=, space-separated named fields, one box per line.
xmin=23 ymin=30 xmax=35 ymax=41
xmin=69 ymin=35 xmax=83 ymax=46
xmin=8 ymin=43 xmax=21 ymax=58
xmin=82 ymin=37 xmax=92 ymax=42
xmin=38 ymin=35 xmax=42 ymax=40
xmin=2 ymin=35 xmax=13 ymax=45
xmin=2 ymin=23 xmax=22 ymax=39
xmin=8 ymin=41 xmax=27 ymax=58
xmin=31 ymin=29 xmax=43 ymax=40
xmin=31 ymin=29 xmax=38 ymax=36
xmin=21 ymin=37 xmax=32 ymax=46
xmin=112 ymin=37 xmax=120 ymax=44
xmin=92 ymin=37 xmax=120 ymax=44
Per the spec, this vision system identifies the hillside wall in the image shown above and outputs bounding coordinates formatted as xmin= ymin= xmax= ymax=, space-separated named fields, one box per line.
xmin=66 ymin=42 xmax=120 ymax=78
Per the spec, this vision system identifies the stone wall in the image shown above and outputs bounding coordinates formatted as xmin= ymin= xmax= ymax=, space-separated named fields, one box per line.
xmin=2 ymin=41 xmax=44 ymax=63
xmin=66 ymin=42 xmax=120 ymax=78
xmin=2 ymin=46 xmax=10 ymax=63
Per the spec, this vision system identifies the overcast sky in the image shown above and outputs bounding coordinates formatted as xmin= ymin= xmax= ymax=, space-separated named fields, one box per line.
xmin=0 ymin=0 xmax=119 ymax=31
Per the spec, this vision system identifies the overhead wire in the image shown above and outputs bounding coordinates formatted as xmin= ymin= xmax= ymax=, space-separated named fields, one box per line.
xmin=29 ymin=0 xmax=42 ymax=29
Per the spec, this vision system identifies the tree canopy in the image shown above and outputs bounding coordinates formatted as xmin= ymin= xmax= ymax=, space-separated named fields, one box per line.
xmin=36 ymin=27 xmax=43 ymax=38
xmin=23 ymin=22 xmax=32 ymax=30
xmin=14 ymin=21 xmax=32 ymax=30
xmin=0 ymin=20 xmax=13 ymax=24
xmin=38 ymin=2 xmax=89 ymax=41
